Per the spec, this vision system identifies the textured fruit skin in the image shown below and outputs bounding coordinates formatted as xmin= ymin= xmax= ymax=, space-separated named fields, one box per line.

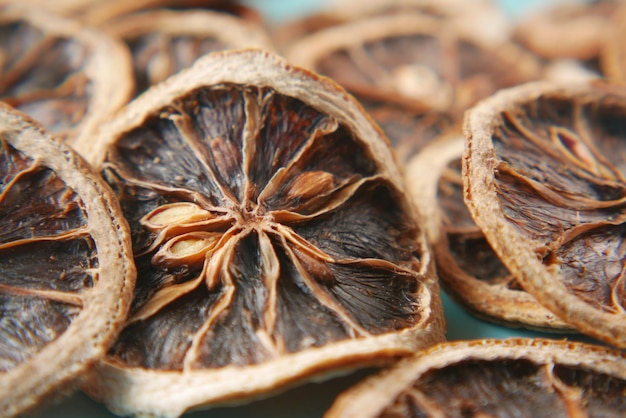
xmin=406 ymin=134 xmax=572 ymax=331
xmin=326 ymin=338 xmax=626 ymax=418
xmin=0 ymin=103 xmax=136 ymax=417
xmin=0 ymin=4 xmax=133 ymax=147
xmin=78 ymin=49 xmax=445 ymax=418
xmin=464 ymin=81 xmax=626 ymax=348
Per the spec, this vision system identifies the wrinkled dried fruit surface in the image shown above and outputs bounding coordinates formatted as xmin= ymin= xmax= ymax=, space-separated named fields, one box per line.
xmin=272 ymin=0 xmax=508 ymax=53
xmin=0 ymin=5 xmax=133 ymax=146
xmin=0 ymin=104 xmax=134 ymax=417
xmin=0 ymin=20 xmax=88 ymax=136
xmin=325 ymin=338 xmax=626 ymax=418
xmin=514 ymin=0 xmax=619 ymax=61
xmin=108 ymin=84 xmax=422 ymax=367
xmin=287 ymin=14 xmax=538 ymax=116
xmin=406 ymin=136 xmax=571 ymax=330
xmin=106 ymin=10 xmax=274 ymax=97
xmin=358 ymin=98 xmax=453 ymax=164
xmin=78 ymin=50 xmax=444 ymax=418
xmin=464 ymin=81 xmax=626 ymax=347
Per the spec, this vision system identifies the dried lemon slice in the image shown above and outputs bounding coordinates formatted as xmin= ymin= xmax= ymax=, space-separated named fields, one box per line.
xmin=287 ymin=13 xmax=539 ymax=116
xmin=77 ymin=49 xmax=445 ymax=418
xmin=103 ymin=9 xmax=274 ymax=97
xmin=272 ymin=0 xmax=509 ymax=53
xmin=326 ymin=338 xmax=626 ymax=417
xmin=0 ymin=4 xmax=133 ymax=147
xmin=361 ymin=100 xmax=453 ymax=165
xmin=513 ymin=0 xmax=619 ymax=61
xmin=0 ymin=103 xmax=135 ymax=417
xmin=407 ymin=134 xmax=572 ymax=331
xmin=464 ymin=81 xmax=626 ymax=348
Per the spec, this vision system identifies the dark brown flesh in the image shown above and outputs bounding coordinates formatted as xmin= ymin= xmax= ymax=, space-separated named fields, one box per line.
xmin=314 ymin=34 xmax=523 ymax=114
xmin=491 ymin=88 xmax=626 ymax=314
xmin=0 ymin=20 xmax=91 ymax=140
xmin=0 ymin=137 xmax=95 ymax=372
xmin=438 ymin=158 xmax=518 ymax=289
xmin=382 ymin=358 xmax=626 ymax=417
xmin=359 ymin=97 xmax=453 ymax=164
xmin=102 ymin=83 xmax=424 ymax=370
xmin=126 ymin=33 xmax=227 ymax=96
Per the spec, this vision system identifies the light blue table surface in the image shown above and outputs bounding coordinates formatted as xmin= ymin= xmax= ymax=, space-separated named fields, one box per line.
xmin=35 ymin=1 xmax=594 ymax=417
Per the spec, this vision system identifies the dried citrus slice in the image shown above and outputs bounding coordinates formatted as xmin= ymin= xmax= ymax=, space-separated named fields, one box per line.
xmin=104 ymin=9 xmax=274 ymax=97
xmin=77 ymin=49 xmax=445 ymax=417
xmin=272 ymin=0 xmax=509 ymax=53
xmin=325 ymin=338 xmax=626 ymax=417
xmin=464 ymin=80 xmax=626 ymax=348
xmin=407 ymin=134 xmax=572 ymax=331
xmin=361 ymin=99 xmax=453 ymax=165
xmin=0 ymin=4 xmax=133 ymax=147
xmin=0 ymin=103 xmax=135 ymax=416
xmin=513 ymin=0 xmax=619 ymax=61
xmin=287 ymin=13 xmax=539 ymax=116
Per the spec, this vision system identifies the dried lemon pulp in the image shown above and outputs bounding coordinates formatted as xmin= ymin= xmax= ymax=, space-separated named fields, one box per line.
xmin=326 ymin=338 xmax=626 ymax=417
xmin=0 ymin=103 xmax=135 ymax=417
xmin=77 ymin=49 xmax=444 ymax=418
xmin=0 ymin=4 xmax=133 ymax=147
xmin=464 ymin=81 xmax=626 ymax=348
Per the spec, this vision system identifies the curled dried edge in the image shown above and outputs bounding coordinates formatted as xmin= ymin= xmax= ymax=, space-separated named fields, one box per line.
xmin=513 ymin=0 xmax=619 ymax=61
xmin=325 ymin=337 xmax=626 ymax=418
xmin=272 ymin=0 xmax=510 ymax=52
xmin=0 ymin=103 xmax=136 ymax=417
xmin=103 ymin=9 xmax=274 ymax=51
xmin=286 ymin=13 xmax=539 ymax=115
xmin=103 ymin=9 xmax=275 ymax=97
xmin=0 ymin=4 xmax=134 ymax=148
xmin=463 ymin=80 xmax=626 ymax=347
xmin=77 ymin=49 xmax=445 ymax=418
xmin=406 ymin=133 xmax=572 ymax=331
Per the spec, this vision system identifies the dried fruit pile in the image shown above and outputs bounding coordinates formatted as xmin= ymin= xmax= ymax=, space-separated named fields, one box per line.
xmin=1 ymin=0 xmax=626 ymax=417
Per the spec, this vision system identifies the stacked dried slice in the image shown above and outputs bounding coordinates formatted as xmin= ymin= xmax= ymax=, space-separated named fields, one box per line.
xmin=325 ymin=338 xmax=626 ymax=417
xmin=514 ymin=0 xmax=625 ymax=83
xmin=464 ymin=80 xmax=626 ymax=348
xmin=75 ymin=49 xmax=445 ymax=418
xmin=0 ymin=4 xmax=133 ymax=147
xmin=286 ymin=12 xmax=539 ymax=170
xmin=0 ymin=104 xmax=135 ymax=417
xmin=273 ymin=0 xmax=509 ymax=53
xmin=287 ymin=12 xmax=539 ymax=116
xmin=514 ymin=0 xmax=619 ymax=62
xmin=407 ymin=135 xmax=572 ymax=331
xmin=359 ymin=99 xmax=454 ymax=165
xmin=103 ymin=9 xmax=274 ymax=97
